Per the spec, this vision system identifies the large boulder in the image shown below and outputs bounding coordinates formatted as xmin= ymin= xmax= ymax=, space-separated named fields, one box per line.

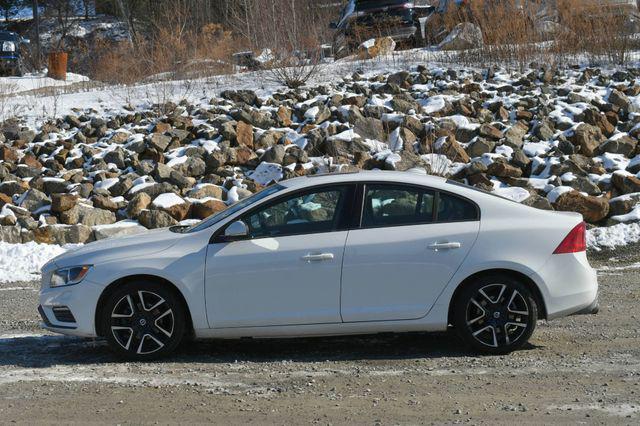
xmin=571 ymin=124 xmax=606 ymax=157
xmin=34 ymin=224 xmax=93 ymax=245
xmin=554 ymin=191 xmax=610 ymax=223
xmin=126 ymin=192 xmax=152 ymax=219
xmin=93 ymin=222 xmax=148 ymax=241
xmin=138 ymin=209 xmax=178 ymax=229
xmin=151 ymin=193 xmax=190 ymax=221
xmin=19 ymin=189 xmax=50 ymax=213
xmin=438 ymin=23 xmax=484 ymax=51
xmin=60 ymin=204 xmax=117 ymax=227
xmin=191 ymin=199 xmax=227 ymax=219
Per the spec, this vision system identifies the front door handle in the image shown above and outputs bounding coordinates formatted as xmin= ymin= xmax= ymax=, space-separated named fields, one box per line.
xmin=301 ymin=253 xmax=335 ymax=262
xmin=429 ymin=242 xmax=462 ymax=251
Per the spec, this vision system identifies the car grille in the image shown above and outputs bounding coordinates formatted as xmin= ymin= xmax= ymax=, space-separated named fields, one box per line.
xmin=52 ymin=307 xmax=76 ymax=323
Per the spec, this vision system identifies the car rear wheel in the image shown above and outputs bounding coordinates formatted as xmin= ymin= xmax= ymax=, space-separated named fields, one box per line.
xmin=101 ymin=281 xmax=186 ymax=360
xmin=453 ymin=275 xmax=538 ymax=354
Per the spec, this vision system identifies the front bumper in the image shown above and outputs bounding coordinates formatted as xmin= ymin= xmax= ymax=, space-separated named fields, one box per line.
xmin=38 ymin=280 xmax=103 ymax=338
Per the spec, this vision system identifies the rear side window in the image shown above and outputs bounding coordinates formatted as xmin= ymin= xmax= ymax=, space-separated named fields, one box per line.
xmin=437 ymin=192 xmax=478 ymax=222
xmin=362 ymin=185 xmax=435 ymax=228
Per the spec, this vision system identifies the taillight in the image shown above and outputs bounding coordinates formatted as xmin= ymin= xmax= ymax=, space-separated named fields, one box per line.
xmin=553 ymin=222 xmax=587 ymax=254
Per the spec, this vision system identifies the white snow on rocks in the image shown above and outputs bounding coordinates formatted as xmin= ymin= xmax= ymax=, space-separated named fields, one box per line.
xmin=247 ymin=162 xmax=283 ymax=186
xmin=493 ymin=187 xmax=531 ymax=203
xmin=152 ymin=193 xmax=186 ymax=209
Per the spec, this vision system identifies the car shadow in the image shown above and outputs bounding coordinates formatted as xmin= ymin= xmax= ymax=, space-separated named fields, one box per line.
xmin=0 ymin=332 xmax=541 ymax=368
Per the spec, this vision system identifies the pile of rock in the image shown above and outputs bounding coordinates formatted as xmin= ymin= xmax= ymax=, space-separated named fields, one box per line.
xmin=1 ymin=64 xmax=640 ymax=244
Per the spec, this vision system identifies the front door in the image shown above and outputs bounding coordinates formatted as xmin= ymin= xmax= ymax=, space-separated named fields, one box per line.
xmin=340 ymin=184 xmax=480 ymax=322
xmin=205 ymin=185 xmax=353 ymax=328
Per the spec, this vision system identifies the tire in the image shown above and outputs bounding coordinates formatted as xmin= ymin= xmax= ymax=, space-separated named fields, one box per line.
xmin=101 ymin=281 xmax=187 ymax=361
xmin=452 ymin=274 xmax=538 ymax=355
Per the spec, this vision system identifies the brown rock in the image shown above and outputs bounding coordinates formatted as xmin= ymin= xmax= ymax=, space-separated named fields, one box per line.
xmin=571 ymin=124 xmax=605 ymax=157
xmin=487 ymin=161 xmax=523 ymax=178
xmin=191 ymin=199 xmax=227 ymax=219
xmin=236 ymin=121 xmax=254 ymax=149
xmin=0 ymin=193 xmax=11 ymax=208
xmin=0 ymin=146 xmax=18 ymax=163
xmin=126 ymin=192 xmax=152 ymax=219
xmin=554 ymin=191 xmax=610 ymax=223
xmin=276 ymin=106 xmax=292 ymax=127
xmin=92 ymin=195 xmax=120 ymax=212
xmin=50 ymin=193 xmax=78 ymax=213
xmin=21 ymin=154 xmax=42 ymax=169
xmin=479 ymin=124 xmax=503 ymax=140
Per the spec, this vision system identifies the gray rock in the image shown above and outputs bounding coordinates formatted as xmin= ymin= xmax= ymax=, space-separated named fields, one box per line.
xmin=93 ymin=223 xmax=148 ymax=241
xmin=0 ymin=225 xmax=21 ymax=243
xmin=261 ymin=145 xmax=286 ymax=164
xmin=173 ymin=157 xmax=206 ymax=178
xmin=466 ymin=138 xmax=495 ymax=157
xmin=146 ymin=133 xmax=172 ymax=152
xmin=138 ymin=209 xmax=178 ymax=229
xmin=60 ymin=204 xmax=117 ymax=227
xmin=19 ymin=189 xmax=50 ymax=212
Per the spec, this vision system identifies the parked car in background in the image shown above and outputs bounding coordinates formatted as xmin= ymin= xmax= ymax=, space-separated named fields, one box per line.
xmin=0 ymin=31 xmax=27 ymax=76
xmin=331 ymin=0 xmax=434 ymax=58
xmin=39 ymin=171 xmax=598 ymax=360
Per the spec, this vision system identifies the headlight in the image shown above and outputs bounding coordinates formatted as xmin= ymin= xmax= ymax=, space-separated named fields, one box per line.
xmin=2 ymin=41 xmax=15 ymax=52
xmin=50 ymin=266 xmax=92 ymax=288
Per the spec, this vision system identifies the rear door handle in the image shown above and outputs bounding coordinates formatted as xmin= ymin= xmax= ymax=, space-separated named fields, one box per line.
xmin=301 ymin=253 xmax=335 ymax=262
xmin=429 ymin=242 xmax=462 ymax=251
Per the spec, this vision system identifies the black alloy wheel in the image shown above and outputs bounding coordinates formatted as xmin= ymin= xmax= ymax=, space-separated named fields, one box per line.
xmin=102 ymin=281 xmax=186 ymax=360
xmin=453 ymin=274 xmax=538 ymax=354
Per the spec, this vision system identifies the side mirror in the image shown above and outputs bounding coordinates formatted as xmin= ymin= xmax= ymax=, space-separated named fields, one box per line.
xmin=224 ymin=220 xmax=249 ymax=240
xmin=329 ymin=22 xmax=338 ymax=29
xmin=22 ymin=38 xmax=30 ymax=45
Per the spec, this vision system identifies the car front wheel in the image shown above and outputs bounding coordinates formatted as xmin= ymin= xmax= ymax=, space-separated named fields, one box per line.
xmin=453 ymin=275 xmax=538 ymax=354
xmin=101 ymin=281 xmax=186 ymax=360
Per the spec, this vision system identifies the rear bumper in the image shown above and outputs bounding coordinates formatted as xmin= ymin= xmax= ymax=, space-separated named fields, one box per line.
xmin=530 ymin=251 xmax=599 ymax=321
xmin=570 ymin=295 xmax=599 ymax=316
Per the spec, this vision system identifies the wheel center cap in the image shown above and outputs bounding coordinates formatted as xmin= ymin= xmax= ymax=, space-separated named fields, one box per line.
xmin=493 ymin=312 xmax=501 ymax=319
xmin=139 ymin=318 xmax=147 ymax=326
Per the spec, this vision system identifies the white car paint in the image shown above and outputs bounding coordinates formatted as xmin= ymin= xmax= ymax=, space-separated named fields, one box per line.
xmin=39 ymin=171 xmax=598 ymax=342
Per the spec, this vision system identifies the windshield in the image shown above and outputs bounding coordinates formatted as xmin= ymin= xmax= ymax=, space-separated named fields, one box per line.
xmin=186 ymin=184 xmax=285 ymax=233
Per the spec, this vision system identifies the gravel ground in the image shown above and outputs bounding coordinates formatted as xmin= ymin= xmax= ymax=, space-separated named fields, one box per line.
xmin=0 ymin=248 xmax=639 ymax=424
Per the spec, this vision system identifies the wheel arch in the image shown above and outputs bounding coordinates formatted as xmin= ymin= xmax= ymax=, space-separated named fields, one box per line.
xmin=94 ymin=274 xmax=194 ymax=338
xmin=447 ymin=268 xmax=547 ymax=325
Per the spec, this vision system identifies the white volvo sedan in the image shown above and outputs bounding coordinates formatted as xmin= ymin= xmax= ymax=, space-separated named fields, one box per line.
xmin=39 ymin=171 xmax=599 ymax=359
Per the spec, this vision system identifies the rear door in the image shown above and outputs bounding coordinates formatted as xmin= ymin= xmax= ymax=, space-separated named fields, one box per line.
xmin=340 ymin=184 xmax=480 ymax=322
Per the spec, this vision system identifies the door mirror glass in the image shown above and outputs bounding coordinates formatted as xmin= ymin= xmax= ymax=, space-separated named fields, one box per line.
xmin=329 ymin=21 xmax=338 ymax=29
xmin=224 ymin=221 xmax=249 ymax=239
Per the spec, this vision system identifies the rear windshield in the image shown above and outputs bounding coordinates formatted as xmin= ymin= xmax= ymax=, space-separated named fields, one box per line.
xmin=356 ymin=0 xmax=409 ymax=11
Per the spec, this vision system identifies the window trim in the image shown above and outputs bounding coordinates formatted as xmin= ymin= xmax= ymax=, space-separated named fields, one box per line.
xmin=211 ymin=183 xmax=358 ymax=243
xmin=355 ymin=181 xmax=480 ymax=230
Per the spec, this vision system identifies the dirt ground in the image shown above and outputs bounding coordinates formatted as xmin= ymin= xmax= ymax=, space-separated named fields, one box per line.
xmin=0 ymin=247 xmax=639 ymax=425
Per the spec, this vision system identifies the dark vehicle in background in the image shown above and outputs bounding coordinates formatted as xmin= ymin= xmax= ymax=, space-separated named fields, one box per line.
xmin=331 ymin=0 xmax=434 ymax=58
xmin=0 ymin=31 xmax=27 ymax=76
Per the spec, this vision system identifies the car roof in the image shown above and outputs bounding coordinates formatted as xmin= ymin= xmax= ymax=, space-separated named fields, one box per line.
xmin=279 ymin=170 xmax=448 ymax=190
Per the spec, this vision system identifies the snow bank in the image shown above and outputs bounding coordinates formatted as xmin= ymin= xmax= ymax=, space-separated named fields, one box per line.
xmin=0 ymin=242 xmax=76 ymax=283
xmin=587 ymin=222 xmax=640 ymax=251
xmin=0 ymin=72 xmax=89 ymax=95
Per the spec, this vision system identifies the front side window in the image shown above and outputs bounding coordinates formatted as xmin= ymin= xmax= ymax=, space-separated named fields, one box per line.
xmin=242 ymin=186 xmax=348 ymax=239
xmin=362 ymin=184 xmax=435 ymax=228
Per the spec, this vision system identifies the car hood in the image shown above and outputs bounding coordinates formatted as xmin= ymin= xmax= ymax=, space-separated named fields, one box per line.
xmin=50 ymin=228 xmax=184 ymax=268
